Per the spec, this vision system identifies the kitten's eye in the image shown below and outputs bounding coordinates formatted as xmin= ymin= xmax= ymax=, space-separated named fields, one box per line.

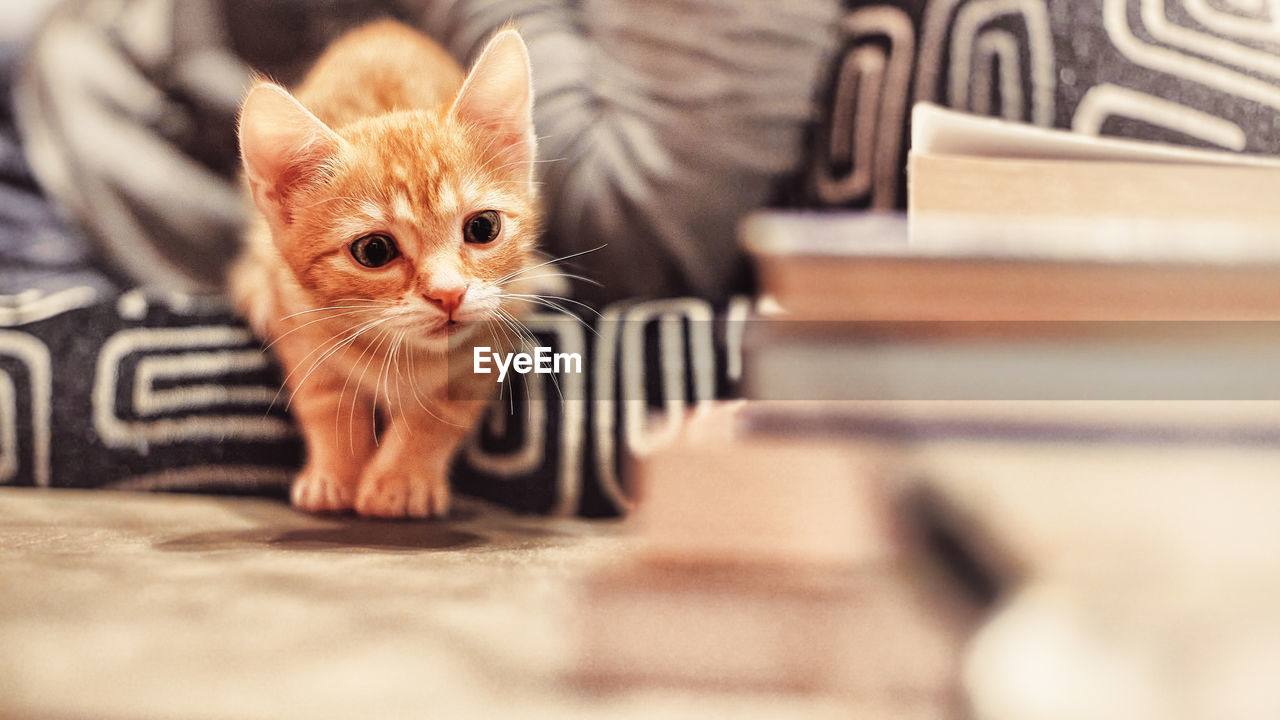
xmin=464 ymin=210 xmax=501 ymax=245
xmin=350 ymin=233 xmax=399 ymax=268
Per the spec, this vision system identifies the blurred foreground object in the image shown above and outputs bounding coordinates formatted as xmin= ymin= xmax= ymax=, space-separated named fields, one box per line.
xmin=952 ymin=472 xmax=1280 ymax=720
xmin=576 ymin=405 xmax=973 ymax=715
xmin=741 ymin=197 xmax=1280 ymax=718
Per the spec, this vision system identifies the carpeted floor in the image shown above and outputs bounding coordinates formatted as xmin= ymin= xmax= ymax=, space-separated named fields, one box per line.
xmin=0 ymin=488 xmax=857 ymax=719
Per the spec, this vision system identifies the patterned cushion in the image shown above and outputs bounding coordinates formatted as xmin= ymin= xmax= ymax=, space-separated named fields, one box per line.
xmin=795 ymin=0 xmax=1280 ymax=211
xmin=0 ymin=286 xmax=746 ymax=517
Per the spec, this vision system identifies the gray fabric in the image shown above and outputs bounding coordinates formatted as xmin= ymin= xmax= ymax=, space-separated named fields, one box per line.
xmin=0 ymin=0 xmax=117 ymax=296
xmin=17 ymin=0 xmax=843 ymax=302
xmin=411 ymin=0 xmax=844 ymax=300
xmin=15 ymin=0 xmax=390 ymax=292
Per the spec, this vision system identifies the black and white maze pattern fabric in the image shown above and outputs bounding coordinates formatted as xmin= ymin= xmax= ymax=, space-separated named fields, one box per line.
xmin=0 ymin=288 xmax=749 ymax=518
xmin=803 ymin=0 xmax=1280 ymax=210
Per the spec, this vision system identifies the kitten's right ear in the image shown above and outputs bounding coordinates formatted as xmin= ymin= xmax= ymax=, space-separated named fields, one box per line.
xmin=238 ymin=82 xmax=343 ymax=230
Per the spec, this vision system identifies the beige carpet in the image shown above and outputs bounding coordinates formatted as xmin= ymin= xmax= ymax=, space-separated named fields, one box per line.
xmin=0 ymin=488 xmax=856 ymax=720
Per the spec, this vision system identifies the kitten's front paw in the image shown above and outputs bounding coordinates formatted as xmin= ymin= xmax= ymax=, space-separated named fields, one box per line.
xmin=291 ymin=467 xmax=357 ymax=514
xmin=355 ymin=467 xmax=450 ymax=519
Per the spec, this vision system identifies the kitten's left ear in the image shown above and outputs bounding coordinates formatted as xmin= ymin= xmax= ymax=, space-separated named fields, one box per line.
xmin=451 ymin=29 xmax=536 ymax=186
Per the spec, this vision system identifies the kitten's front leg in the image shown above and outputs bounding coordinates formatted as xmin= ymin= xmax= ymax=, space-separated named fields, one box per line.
xmin=354 ymin=406 xmax=480 ymax=518
xmin=288 ymin=374 xmax=378 ymax=514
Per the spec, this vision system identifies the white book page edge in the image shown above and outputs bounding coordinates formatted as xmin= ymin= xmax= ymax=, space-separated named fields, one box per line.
xmin=910 ymin=102 xmax=1280 ymax=168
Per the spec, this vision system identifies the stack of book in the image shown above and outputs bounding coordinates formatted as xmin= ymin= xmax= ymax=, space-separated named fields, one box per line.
xmin=737 ymin=105 xmax=1280 ymax=714
xmin=576 ymin=103 xmax=1280 ymax=712
xmin=742 ymin=103 xmax=1280 ymax=467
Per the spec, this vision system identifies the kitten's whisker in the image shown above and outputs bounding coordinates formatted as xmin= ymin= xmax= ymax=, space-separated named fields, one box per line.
xmin=375 ymin=331 xmax=393 ymax=419
xmin=377 ymin=328 xmax=450 ymax=428
xmin=298 ymin=317 xmax=386 ymax=383
xmin=488 ymin=311 xmax=527 ymax=370
xmin=391 ymin=330 xmax=408 ymax=419
xmin=317 ymin=320 xmax=373 ymax=425
xmin=494 ymin=306 xmax=539 ymax=351
xmin=493 ymin=308 xmax=543 ymax=362
xmin=483 ymin=320 xmax=515 ymax=415
xmin=288 ymin=319 xmax=388 ymax=416
xmin=270 ymin=315 xmax=389 ymax=413
xmin=322 ymin=298 xmax=399 ymax=309
xmin=344 ymin=341 xmax=379 ymax=452
xmin=509 ymin=272 xmax=604 ymax=288
xmin=278 ymin=305 xmax=380 ymax=322
xmin=403 ymin=333 xmax=433 ymax=414
xmin=490 ymin=179 xmax=547 ymax=188
xmin=500 ymin=296 xmax=593 ymax=331
xmin=497 ymin=296 xmax=600 ymax=339
xmin=493 ymin=244 xmax=607 ymax=286
xmin=390 ymin=333 xmax=463 ymax=429
xmin=495 ymin=307 xmax=566 ymax=405
xmin=268 ymin=299 xmax=396 ymax=351
xmin=266 ymin=308 xmax=380 ymax=349
xmin=267 ymin=316 xmax=383 ymax=442
xmin=493 ymin=307 xmax=551 ymax=407
xmin=397 ymin=334 xmax=464 ymax=430
xmin=492 ymin=313 xmax=533 ymax=408
xmin=336 ymin=321 xmax=392 ymax=446
xmin=527 ymin=145 xmax=565 ymax=160
xmin=381 ymin=330 xmax=407 ymax=428
xmin=376 ymin=336 xmax=395 ymax=439
xmin=337 ymin=325 xmax=376 ymax=443
xmin=493 ymin=312 xmax=532 ymax=407
xmin=503 ymin=292 xmax=603 ymax=318
xmin=354 ymin=328 xmax=396 ymax=447
xmin=374 ymin=331 xmax=392 ymax=413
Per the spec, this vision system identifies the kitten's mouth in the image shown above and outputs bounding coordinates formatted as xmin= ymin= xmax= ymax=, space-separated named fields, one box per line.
xmin=424 ymin=319 xmax=473 ymax=342
xmin=434 ymin=320 xmax=469 ymax=338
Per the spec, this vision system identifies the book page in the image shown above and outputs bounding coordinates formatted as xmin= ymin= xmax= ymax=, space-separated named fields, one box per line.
xmin=911 ymin=103 xmax=1280 ymax=168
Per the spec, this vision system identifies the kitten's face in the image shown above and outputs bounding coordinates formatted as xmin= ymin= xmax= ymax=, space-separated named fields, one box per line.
xmin=239 ymin=29 xmax=537 ymax=352
xmin=280 ymin=111 xmax=538 ymax=348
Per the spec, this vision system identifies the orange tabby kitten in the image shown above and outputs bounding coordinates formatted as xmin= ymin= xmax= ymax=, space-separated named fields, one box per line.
xmin=230 ymin=21 xmax=539 ymax=518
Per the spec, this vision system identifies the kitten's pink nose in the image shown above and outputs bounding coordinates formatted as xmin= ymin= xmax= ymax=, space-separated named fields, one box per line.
xmin=424 ymin=284 xmax=467 ymax=317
